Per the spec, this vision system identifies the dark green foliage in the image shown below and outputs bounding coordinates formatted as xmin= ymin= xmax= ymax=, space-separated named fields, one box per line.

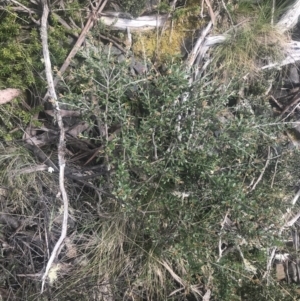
xmin=57 ymin=40 xmax=298 ymax=299
xmin=1 ymin=1 xmax=299 ymax=299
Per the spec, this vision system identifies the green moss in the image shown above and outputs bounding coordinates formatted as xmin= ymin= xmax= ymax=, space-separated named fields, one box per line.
xmin=0 ymin=2 xmax=84 ymax=89
xmin=0 ymin=4 xmax=76 ymax=139
xmin=132 ymin=0 xmax=204 ymax=61
xmin=0 ymin=13 xmax=40 ymax=88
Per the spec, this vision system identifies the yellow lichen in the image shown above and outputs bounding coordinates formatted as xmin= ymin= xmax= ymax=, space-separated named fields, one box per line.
xmin=132 ymin=0 xmax=205 ymax=62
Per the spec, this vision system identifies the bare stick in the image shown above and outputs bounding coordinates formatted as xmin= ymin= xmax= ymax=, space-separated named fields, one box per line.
xmin=40 ymin=0 xmax=69 ymax=292
xmin=250 ymin=147 xmax=271 ymax=191
xmin=204 ymin=0 xmax=215 ymax=25
xmin=262 ymin=247 xmax=277 ymax=282
xmin=291 ymin=188 xmax=300 ymax=206
xmin=279 ymin=91 xmax=300 ymax=118
xmin=221 ymin=0 xmax=234 ymax=27
xmin=270 ymin=95 xmax=283 ymax=109
xmin=200 ymin=0 xmax=204 ymax=18
xmin=217 ymin=210 xmax=231 ymax=262
xmin=271 ymin=147 xmax=279 ymax=188
xmin=152 ymin=129 xmax=158 ymax=160
xmin=284 ymin=210 xmax=300 ymax=228
xmin=185 ymin=20 xmax=214 ymax=70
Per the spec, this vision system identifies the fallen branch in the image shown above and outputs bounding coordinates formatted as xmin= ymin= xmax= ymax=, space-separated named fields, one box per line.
xmin=39 ymin=0 xmax=69 ymax=292
xmin=99 ymin=13 xmax=168 ymax=30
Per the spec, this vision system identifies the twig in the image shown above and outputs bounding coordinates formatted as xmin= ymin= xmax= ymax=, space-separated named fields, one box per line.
xmin=52 ymin=0 xmax=108 ymax=88
xmin=270 ymin=95 xmax=283 ymax=109
xmin=185 ymin=20 xmax=214 ymax=70
xmin=98 ymin=34 xmax=127 ymax=53
xmin=52 ymin=13 xmax=78 ymax=36
xmin=262 ymin=247 xmax=277 ymax=282
xmin=279 ymin=91 xmax=300 ymax=118
xmin=291 ymin=188 xmax=300 ymax=206
xmin=158 ymin=0 xmax=177 ymax=36
xmin=221 ymin=0 xmax=234 ymax=27
xmin=39 ymin=0 xmax=69 ymax=293
xmin=278 ymin=180 xmax=300 ymax=235
xmin=271 ymin=147 xmax=279 ymax=188
xmin=281 ymin=102 xmax=300 ymax=121
xmin=217 ymin=210 xmax=230 ymax=262
xmin=265 ymin=80 xmax=273 ymax=96
xmin=254 ymin=121 xmax=300 ymax=128
xmin=217 ymin=238 xmax=223 ymax=263
xmin=9 ymin=0 xmax=39 ymax=24
xmin=250 ymin=146 xmax=271 ymax=191
xmin=284 ymin=210 xmax=300 ymax=228
xmin=152 ymin=129 xmax=158 ymax=160
xmin=200 ymin=0 xmax=204 ymax=18
xmin=204 ymin=0 xmax=215 ymax=25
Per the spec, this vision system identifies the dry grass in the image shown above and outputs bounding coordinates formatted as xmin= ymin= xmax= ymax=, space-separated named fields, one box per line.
xmin=211 ymin=0 xmax=288 ymax=81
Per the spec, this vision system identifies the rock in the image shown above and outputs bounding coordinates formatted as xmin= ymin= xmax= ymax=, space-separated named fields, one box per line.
xmin=276 ymin=263 xmax=285 ymax=281
xmin=289 ymin=65 xmax=300 ymax=84
xmin=130 ymin=58 xmax=147 ymax=74
xmin=103 ymin=44 xmax=122 ymax=56
xmin=117 ymin=54 xmax=126 ymax=63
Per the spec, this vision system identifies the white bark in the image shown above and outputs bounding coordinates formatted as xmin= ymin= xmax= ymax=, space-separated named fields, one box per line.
xmin=100 ymin=1 xmax=300 ymax=67
xmin=40 ymin=0 xmax=71 ymax=292
xmin=276 ymin=0 xmax=300 ymax=33
xmin=100 ymin=13 xmax=168 ymax=30
xmin=262 ymin=41 xmax=300 ymax=69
